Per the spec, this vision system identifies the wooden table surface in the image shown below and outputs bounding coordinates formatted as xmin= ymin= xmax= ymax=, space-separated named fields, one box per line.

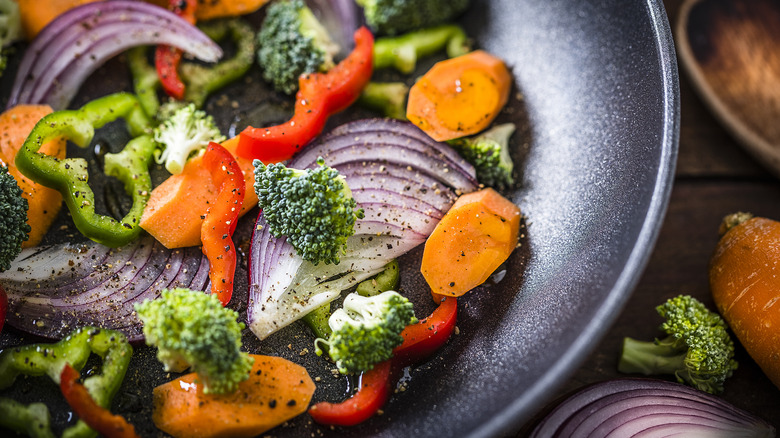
xmin=518 ymin=0 xmax=780 ymax=433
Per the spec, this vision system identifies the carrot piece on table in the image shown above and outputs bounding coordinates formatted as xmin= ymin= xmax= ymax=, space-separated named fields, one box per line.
xmin=152 ymin=354 xmax=315 ymax=438
xmin=406 ymin=50 xmax=512 ymax=142
xmin=0 ymin=104 xmax=65 ymax=247
xmin=139 ymin=137 xmax=257 ymax=249
xmin=709 ymin=215 xmax=780 ymax=390
xmin=421 ymin=188 xmax=521 ymax=297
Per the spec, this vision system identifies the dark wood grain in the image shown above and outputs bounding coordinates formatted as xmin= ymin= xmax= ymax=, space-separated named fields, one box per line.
xmin=518 ymin=0 xmax=780 ymax=433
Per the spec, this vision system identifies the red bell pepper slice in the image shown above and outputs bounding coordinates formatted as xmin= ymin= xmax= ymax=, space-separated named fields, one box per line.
xmin=155 ymin=0 xmax=197 ymax=100
xmin=237 ymin=26 xmax=374 ymax=163
xmin=60 ymin=363 xmax=139 ymax=438
xmin=308 ymin=296 xmax=458 ymax=426
xmin=200 ymin=142 xmax=245 ymax=306
xmin=0 ymin=284 xmax=7 ymax=333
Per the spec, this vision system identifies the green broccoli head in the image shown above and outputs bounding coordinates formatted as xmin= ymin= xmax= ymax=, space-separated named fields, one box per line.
xmin=135 ymin=288 xmax=253 ymax=394
xmin=253 ymin=157 xmax=364 ymax=265
xmin=357 ymin=0 xmax=471 ymax=36
xmin=0 ymin=0 xmax=22 ymax=80
xmin=0 ymin=165 xmax=30 ymax=272
xmin=315 ymin=291 xmax=417 ymax=374
xmin=618 ymin=295 xmax=738 ymax=394
xmin=257 ymin=0 xmax=339 ymax=95
xmin=449 ymin=123 xmax=516 ymax=190
xmin=153 ymin=103 xmax=225 ymax=175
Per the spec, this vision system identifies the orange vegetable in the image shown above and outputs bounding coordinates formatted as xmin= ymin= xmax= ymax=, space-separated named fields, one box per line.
xmin=421 ymin=188 xmax=521 ymax=296
xmin=0 ymin=104 xmax=65 ymax=247
xmin=406 ymin=50 xmax=512 ymax=142
xmin=17 ymin=0 xmax=270 ymax=39
xmin=709 ymin=214 xmax=780 ymax=389
xmin=139 ymin=137 xmax=257 ymax=249
xmin=152 ymin=354 xmax=315 ymax=438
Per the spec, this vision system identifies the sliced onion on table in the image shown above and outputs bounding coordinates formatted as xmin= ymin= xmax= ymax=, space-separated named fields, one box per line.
xmin=530 ymin=378 xmax=776 ymax=437
xmin=246 ymin=119 xmax=478 ymax=340
xmin=6 ymin=0 xmax=223 ymax=110
xmin=0 ymin=237 xmax=210 ymax=342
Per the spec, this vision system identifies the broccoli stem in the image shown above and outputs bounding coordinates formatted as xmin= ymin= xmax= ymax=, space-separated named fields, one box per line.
xmin=357 ymin=82 xmax=409 ymax=120
xmin=618 ymin=336 xmax=687 ymax=376
xmin=373 ymin=24 xmax=470 ymax=74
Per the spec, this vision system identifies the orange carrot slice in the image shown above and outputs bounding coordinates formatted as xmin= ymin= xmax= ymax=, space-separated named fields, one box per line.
xmin=421 ymin=188 xmax=521 ymax=296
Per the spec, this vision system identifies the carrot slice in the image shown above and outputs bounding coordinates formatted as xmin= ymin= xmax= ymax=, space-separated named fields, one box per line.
xmin=152 ymin=354 xmax=315 ymax=438
xmin=421 ymin=188 xmax=521 ymax=296
xmin=139 ymin=137 xmax=257 ymax=249
xmin=0 ymin=104 xmax=65 ymax=247
xmin=406 ymin=50 xmax=512 ymax=142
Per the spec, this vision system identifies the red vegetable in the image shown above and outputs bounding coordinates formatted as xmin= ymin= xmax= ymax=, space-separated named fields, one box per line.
xmin=236 ymin=27 xmax=374 ymax=162
xmin=155 ymin=0 xmax=197 ymax=100
xmin=60 ymin=364 xmax=139 ymax=438
xmin=200 ymin=142 xmax=245 ymax=306
xmin=308 ymin=297 xmax=458 ymax=426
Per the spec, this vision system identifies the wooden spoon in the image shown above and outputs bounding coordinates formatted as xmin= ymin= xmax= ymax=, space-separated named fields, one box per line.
xmin=676 ymin=0 xmax=780 ymax=175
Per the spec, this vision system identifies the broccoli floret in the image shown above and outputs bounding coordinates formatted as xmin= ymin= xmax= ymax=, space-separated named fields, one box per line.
xmin=0 ymin=165 xmax=30 ymax=272
xmin=153 ymin=103 xmax=225 ymax=174
xmin=0 ymin=0 xmax=22 ymax=79
xmin=253 ymin=157 xmax=364 ymax=265
xmin=357 ymin=81 xmax=409 ymax=120
xmin=374 ymin=24 xmax=470 ymax=74
xmin=257 ymin=0 xmax=339 ymax=95
xmin=135 ymin=288 xmax=253 ymax=394
xmin=449 ymin=123 xmax=516 ymax=190
xmin=618 ymin=295 xmax=738 ymax=394
xmin=357 ymin=0 xmax=471 ymax=36
xmin=315 ymin=291 xmax=416 ymax=374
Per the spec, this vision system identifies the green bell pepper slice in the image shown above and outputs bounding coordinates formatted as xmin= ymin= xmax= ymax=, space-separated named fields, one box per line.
xmin=15 ymin=92 xmax=155 ymax=248
xmin=0 ymin=327 xmax=133 ymax=438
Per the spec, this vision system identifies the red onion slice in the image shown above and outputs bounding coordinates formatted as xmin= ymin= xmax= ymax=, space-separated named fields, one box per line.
xmin=7 ymin=0 xmax=223 ymax=110
xmin=0 ymin=237 xmax=210 ymax=342
xmin=530 ymin=378 xmax=776 ymax=437
xmin=247 ymin=119 xmax=478 ymax=340
xmin=307 ymin=0 xmax=360 ymax=54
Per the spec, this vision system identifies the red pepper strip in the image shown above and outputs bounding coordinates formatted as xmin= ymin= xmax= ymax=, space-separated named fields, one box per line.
xmin=237 ymin=26 xmax=374 ymax=163
xmin=0 ymin=284 xmax=7 ymax=333
xmin=200 ymin=142 xmax=245 ymax=306
xmin=308 ymin=297 xmax=458 ymax=426
xmin=155 ymin=0 xmax=198 ymax=100
xmin=60 ymin=364 xmax=140 ymax=438
xmin=308 ymin=360 xmax=395 ymax=426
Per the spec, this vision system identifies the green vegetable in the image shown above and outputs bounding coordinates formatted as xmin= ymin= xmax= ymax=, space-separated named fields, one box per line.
xmin=356 ymin=260 xmax=400 ymax=297
xmin=0 ymin=0 xmax=21 ymax=79
xmin=315 ymin=290 xmax=416 ymax=374
xmin=0 ymin=327 xmax=133 ymax=438
xmin=448 ymin=123 xmax=516 ymax=190
xmin=0 ymin=164 xmax=30 ymax=272
xmin=153 ymin=103 xmax=225 ymax=174
xmin=373 ymin=24 xmax=470 ymax=73
xmin=357 ymin=81 xmax=409 ymax=120
xmin=134 ymin=288 xmax=253 ymax=395
xmin=14 ymin=92 xmax=155 ymax=248
xmin=357 ymin=0 xmax=471 ymax=36
xmin=253 ymin=157 xmax=364 ymax=265
xmin=127 ymin=18 xmax=256 ymax=114
xmin=618 ymin=295 xmax=738 ymax=394
xmin=301 ymin=302 xmax=333 ymax=339
xmin=256 ymin=0 xmax=339 ymax=95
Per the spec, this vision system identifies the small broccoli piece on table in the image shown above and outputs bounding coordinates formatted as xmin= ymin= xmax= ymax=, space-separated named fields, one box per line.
xmin=253 ymin=157 xmax=364 ymax=265
xmin=257 ymin=0 xmax=340 ymax=95
xmin=135 ymin=288 xmax=253 ymax=395
xmin=374 ymin=24 xmax=471 ymax=74
xmin=0 ymin=165 xmax=30 ymax=272
xmin=152 ymin=103 xmax=225 ymax=175
xmin=357 ymin=0 xmax=471 ymax=36
xmin=315 ymin=291 xmax=416 ymax=374
xmin=618 ymin=294 xmax=738 ymax=394
xmin=449 ymin=123 xmax=516 ymax=190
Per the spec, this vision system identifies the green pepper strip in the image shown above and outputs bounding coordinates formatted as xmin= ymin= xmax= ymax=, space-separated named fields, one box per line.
xmin=0 ymin=327 xmax=133 ymax=438
xmin=128 ymin=18 xmax=256 ymax=116
xmin=14 ymin=93 xmax=155 ymax=248
xmin=373 ymin=24 xmax=471 ymax=74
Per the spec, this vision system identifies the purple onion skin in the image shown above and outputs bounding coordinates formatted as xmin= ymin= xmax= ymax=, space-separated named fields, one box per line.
xmin=0 ymin=237 xmax=209 ymax=343
xmin=530 ymin=378 xmax=776 ymax=438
